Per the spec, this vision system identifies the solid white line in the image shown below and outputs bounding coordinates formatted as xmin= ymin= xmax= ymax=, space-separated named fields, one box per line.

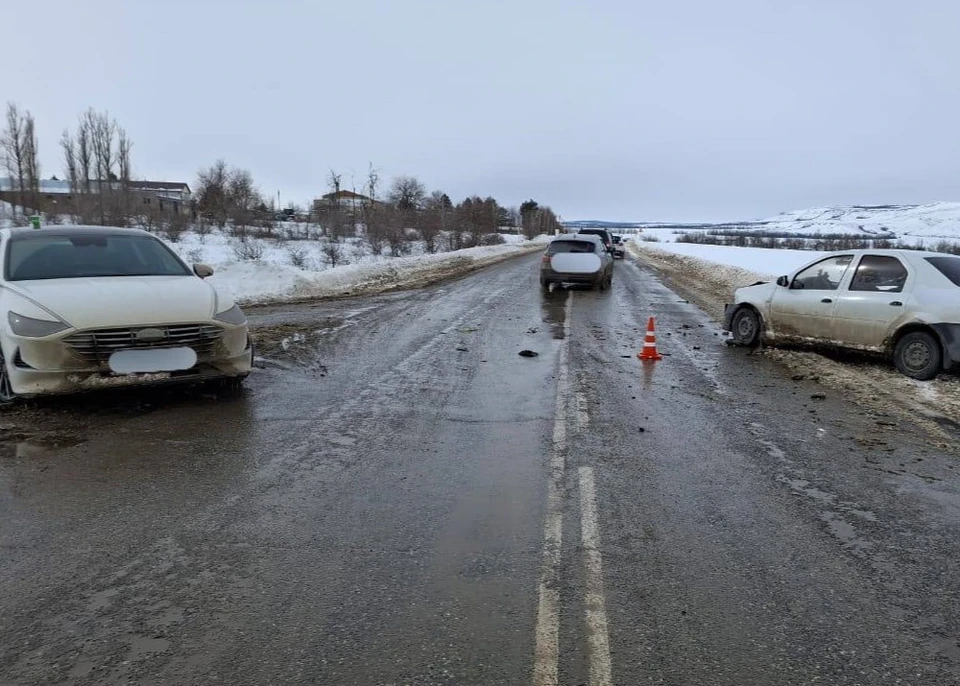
xmin=534 ymin=291 xmax=572 ymax=686
xmin=579 ymin=466 xmax=613 ymax=686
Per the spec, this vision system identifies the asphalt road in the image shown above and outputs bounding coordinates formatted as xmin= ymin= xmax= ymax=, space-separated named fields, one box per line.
xmin=2 ymin=253 xmax=960 ymax=685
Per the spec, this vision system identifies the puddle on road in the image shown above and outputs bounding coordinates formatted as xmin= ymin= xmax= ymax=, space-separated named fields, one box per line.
xmin=0 ymin=434 xmax=87 ymax=459
xmin=540 ymin=290 xmax=568 ymax=339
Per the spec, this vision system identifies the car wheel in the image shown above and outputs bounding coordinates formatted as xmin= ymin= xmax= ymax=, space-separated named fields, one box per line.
xmin=0 ymin=349 xmax=16 ymax=404
xmin=540 ymin=275 xmax=549 ymax=289
xmin=731 ymin=307 xmax=762 ymax=347
xmin=894 ymin=331 xmax=942 ymax=380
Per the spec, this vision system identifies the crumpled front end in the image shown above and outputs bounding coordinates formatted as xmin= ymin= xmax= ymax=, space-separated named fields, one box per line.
xmin=6 ymin=322 xmax=253 ymax=397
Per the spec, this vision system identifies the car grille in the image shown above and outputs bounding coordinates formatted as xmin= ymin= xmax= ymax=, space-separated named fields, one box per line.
xmin=64 ymin=324 xmax=224 ymax=364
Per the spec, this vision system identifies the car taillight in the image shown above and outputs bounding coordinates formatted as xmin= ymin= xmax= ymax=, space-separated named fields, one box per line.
xmin=542 ymin=254 xmax=551 ymax=263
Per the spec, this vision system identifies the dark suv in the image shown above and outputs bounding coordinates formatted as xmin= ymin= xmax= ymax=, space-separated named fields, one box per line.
xmin=572 ymin=228 xmax=614 ymax=253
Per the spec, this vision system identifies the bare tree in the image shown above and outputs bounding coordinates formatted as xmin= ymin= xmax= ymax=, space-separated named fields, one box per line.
xmin=23 ymin=113 xmax=39 ymax=198
xmin=196 ymin=160 xmax=230 ymax=227
xmin=227 ymin=167 xmax=260 ymax=234
xmin=117 ymin=127 xmax=132 ymax=220
xmin=75 ymin=116 xmax=93 ymax=198
xmin=365 ymin=162 xmax=379 ymax=201
xmin=1 ymin=103 xmax=27 ymax=216
xmin=389 ymin=175 xmax=426 ymax=213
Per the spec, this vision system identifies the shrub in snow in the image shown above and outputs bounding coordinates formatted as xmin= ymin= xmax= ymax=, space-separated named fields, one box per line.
xmin=322 ymin=242 xmax=345 ymax=267
xmin=186 ymin=248 xmax=204 ymax=264
xmin=287 ymin=245 xmax=309 ymax=269
xmin=232 ymin=238 xmax=266 ymax=261
xmin=481 ymin=233 xmax=505 ymax=246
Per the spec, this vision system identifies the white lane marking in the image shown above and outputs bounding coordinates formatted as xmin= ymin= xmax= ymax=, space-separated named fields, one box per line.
xmin=534 ymin=291 xmax=572 ymax=686
xmin=576 ymin=391 xmax=590 ymax=433
xmin=578 ymin=466 xmax=613 ymax=686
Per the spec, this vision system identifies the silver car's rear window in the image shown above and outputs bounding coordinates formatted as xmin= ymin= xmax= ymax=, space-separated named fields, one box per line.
xmin=6 ymin=233 xmax=192 ymax=281
xmin=547 ymin=240 xmax=597 ymax=254
xmin=925 ymin=256 xmax=960 ymax=287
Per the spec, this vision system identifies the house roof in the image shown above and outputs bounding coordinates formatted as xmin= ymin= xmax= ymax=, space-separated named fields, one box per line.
xmin=321 ymin=189 xmax=372 ymax=201
xmin=0 ymin=178 xmax=190 ymax=194
xmin=128 ymin=181 xmax=191 ymax=193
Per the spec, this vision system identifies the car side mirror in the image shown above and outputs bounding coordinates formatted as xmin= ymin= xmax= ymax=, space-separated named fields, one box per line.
xmin=194 ymin=263 xmax=215 ymax=279
xmin=776 ymin=275 xmax=789 ymax=287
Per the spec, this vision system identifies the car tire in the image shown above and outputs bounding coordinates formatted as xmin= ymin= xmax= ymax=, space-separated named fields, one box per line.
xmin=894 ymin=331 xmax=942 ymax=380
xmin=540 ymin=276 xmax=549 ymax=289
xmin=730 ymin=307 xmax=762 ymax=347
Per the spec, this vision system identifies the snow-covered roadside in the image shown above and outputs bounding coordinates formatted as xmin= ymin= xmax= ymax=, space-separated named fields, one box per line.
xmin=629 ymin=240 xmax=960 ymax=448
xmin=188 ymin=237 xmax=549 ymax=306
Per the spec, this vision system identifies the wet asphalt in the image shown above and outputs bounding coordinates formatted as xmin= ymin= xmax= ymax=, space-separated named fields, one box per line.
xmin=1 ymin=254 xmax=960 ymax=685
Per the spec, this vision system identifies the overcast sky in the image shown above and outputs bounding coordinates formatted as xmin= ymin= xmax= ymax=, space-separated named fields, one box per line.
xmin=5 ymin=0 xmax=959 ymax=221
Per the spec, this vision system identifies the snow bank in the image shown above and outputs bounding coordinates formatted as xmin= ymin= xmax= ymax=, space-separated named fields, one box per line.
xmin=171 ymin=234 xmax=548 ymax=305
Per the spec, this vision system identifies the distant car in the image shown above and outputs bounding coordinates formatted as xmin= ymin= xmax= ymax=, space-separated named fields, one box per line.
xmin=0 ymin=226 xmax=253 ymax=400
xmin=610 ymin=235 xmax=625 ymax=259
xmin=724 ymin=249 xmax=960 ymax=380
xmin=571 ymin=228 xmax=614 ymax=254
xmin=541 ymin=235 xmax=614 ymax=290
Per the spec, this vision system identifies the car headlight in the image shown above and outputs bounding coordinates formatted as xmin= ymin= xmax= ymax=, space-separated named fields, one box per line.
xmin=214 ymin=304 xmax=247 ymax=326
xmin=8 ymin=311 xmax=70 ymax=338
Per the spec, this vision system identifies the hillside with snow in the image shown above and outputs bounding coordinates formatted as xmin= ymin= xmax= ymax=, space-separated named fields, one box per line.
xmin=584 ymin=202 xmax=960 ymax=245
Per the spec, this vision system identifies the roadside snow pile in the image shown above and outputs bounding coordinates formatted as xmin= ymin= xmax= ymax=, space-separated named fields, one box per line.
xmin=169 ymin=234 xmax=548 ymax=305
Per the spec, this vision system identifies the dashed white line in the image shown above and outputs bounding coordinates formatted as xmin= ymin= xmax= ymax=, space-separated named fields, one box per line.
xmin=534 ymin=291 xmax=572 ymax=686
xmin=579 ymin=466 xmax=613 ymax=686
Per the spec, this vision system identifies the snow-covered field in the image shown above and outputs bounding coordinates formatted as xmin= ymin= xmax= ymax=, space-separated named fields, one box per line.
xmin=637 ymin=242 xmax=825 ymax=279
xmin=622 ymin=202 xmax=960 ymax=246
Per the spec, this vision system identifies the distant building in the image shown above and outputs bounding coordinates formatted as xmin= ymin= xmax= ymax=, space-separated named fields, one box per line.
xmin=314 ymin=190 xmax=375 ymax=211
xmin=0 ymin=177 xmax=192 ymax=217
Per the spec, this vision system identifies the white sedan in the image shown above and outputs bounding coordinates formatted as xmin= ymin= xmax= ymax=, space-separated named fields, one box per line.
xmin=724 ymin=249 xmax=960 ymax=380
xmin=0 ymin=225 xmax=253 ymax=400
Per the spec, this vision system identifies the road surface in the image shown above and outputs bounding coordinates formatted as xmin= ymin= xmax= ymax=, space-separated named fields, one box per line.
xmin=2 ymin=253 xmax=959 ymax=685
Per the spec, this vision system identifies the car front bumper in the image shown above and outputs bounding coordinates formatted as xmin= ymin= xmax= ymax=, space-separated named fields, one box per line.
xmin=5 ymin=324 xmax=253 ymax=397
xmin=722 ymin=304 xmax=734 ymax=332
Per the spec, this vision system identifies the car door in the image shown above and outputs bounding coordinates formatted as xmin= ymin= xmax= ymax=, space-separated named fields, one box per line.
xmin=831 ymin=254 xmax=912 ymax=349
xmin=768 ymin=254 xmax=854 ymax=340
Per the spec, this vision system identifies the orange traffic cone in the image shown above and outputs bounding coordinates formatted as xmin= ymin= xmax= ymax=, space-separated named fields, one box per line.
xmin=637 ymin=317 xmax=663 ymax=361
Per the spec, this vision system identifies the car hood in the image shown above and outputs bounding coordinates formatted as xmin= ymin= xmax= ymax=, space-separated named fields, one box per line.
xmin=735 ymin=281 xmax=776 ymax=302
xmin=7 ymin=276 xmax=217 ymax=330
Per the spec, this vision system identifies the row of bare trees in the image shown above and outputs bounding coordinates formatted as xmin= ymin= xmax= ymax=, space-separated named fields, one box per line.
xmin=1 ymin=103 xmax=40 ymax=216
xmin=60 ymin=109 xmax=133 ymax=225
xmin=1 ymin=101 xmax=138 ymax=226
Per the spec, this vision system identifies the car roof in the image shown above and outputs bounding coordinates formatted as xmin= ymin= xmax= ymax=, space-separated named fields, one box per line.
xmin=811 ymin=248 xmax=959 ymax=261
xmin=552 ymin=234 xmax=601 ymax=242
xmin=3 ymin=225 xmax=156 ymax=239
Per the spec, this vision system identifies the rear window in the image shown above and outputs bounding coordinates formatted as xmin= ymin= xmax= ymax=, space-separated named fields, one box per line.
xmin=547 ymin=240 xmax=598 ymax=254
xmin=926 ymin=256 xmax=960 ymax=286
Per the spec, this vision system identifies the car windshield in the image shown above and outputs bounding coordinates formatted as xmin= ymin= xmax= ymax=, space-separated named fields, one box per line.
xmin=6 ymin=233 xmax=192 ymax=281
xmin=548 ymin=240 xmax=597 ymax=254
xmin=925 ymin=256 xmax=960 ymax=286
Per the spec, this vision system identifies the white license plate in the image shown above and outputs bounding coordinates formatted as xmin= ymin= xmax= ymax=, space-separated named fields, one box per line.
xmin=108 ymin=347 xmax=198 ymax=374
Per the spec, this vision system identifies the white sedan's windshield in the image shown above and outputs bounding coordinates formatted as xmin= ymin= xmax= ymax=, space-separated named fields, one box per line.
xmin=6 ymin=234 xmax=191 ymax=281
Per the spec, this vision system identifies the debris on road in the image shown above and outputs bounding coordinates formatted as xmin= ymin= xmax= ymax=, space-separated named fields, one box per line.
xmin=518 ymin=350 xmax=539 ymax=358
xmin=811 ymin=393 xmax=827 ymax=400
